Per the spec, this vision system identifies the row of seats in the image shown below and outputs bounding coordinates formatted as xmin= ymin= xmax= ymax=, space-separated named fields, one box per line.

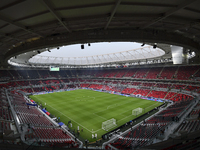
xmin=108 ymin=99 xmax=192 ymax=149
xmin=17 ymin=113 xmax=53 ymax=126
xmin=0 ymin=91 xmax=12 ymax=133
xmin=33 ymin=127 xmax=72 ymax=140
xmin=7 ymin=91 xmax=80 ymax=147
xmin=0 ymin=65 xmax=200 ymax=80
xmin=0 ymin=121 xmax=11 ymax=130
xmin=177 ymin=120 xmax=200 ymax=133
xmin=11 ymin=93 xmax=53 ymax=126
xmin=1 ymin=78 xmax=200 ymax=95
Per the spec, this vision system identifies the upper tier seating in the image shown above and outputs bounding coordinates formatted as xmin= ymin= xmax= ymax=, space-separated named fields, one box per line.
xmin=107 ymin=70 xmax=119 ymax=78
xmin=58 ymin=70 xmax=68 ymax=77
xmin=145 ymin=67 xmax=162 ymax=79
xmin=194 ymin=68 xmax=200 ymax=80
xmin=158 ymin=67 xmax=177 ymax=79
xmin=17 ymin=70 xmax=29 ymax=79
xmin=176 ymin=66 xmax=199 ymax=80
xmin=124 ymin=68 xmax=138 ymax=77
xmin=0 ymin=70 xmax=12 ymax=79
xmin=134 ymin=68 xmax=149 ymax=79
xmin=38 ymin=70 xmax=50 ymax=78
xmin=48 ymin=71 xmax=59 ymax=78
xmin=9 ymin=70 xmax=20 ymax=79
xmin=27 ymin=70 xmax=40 ymax=79
xmin=115 ymin=70 xmax=128 ymax=78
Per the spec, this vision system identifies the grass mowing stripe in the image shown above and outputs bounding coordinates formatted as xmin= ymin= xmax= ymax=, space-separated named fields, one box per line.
xmin=35 ymin=96 xmax=96 ymax=133
xmin=30 ymin=89 xmax=163 ymax=142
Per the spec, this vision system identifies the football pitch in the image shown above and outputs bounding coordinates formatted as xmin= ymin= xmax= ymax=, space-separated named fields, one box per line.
xmin=30 ymin=89 xmax=163 ymax=142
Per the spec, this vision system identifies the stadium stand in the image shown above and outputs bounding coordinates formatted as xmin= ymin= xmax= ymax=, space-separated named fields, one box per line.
xmin=115 ymin=69 xmax=128 ymax=78
xmin=134 ymin=68 xmax=149 ymax=79
xmin=148 ymin=90 xmax=168 ymax=99
xmin=158 ymin=67 xmax=177 ymax=80
xmin=106 ymin=99 xmax=193 ymax=149
xmin=145 ymin=67 xmax=162 ymax=79
xmin=1 ymin=1 xmax=200 ymax=149
xmin=124 ymin=68 xmax=138 ymax=77
xmin=132 ymin=89 xmax=151 ymax=96
xmin=176 ymin=66 xmax=199 ymax=80
xmin=121 ymin=88 xmax=137 ymax=94
xmin=0 ymin=65 xmax=200 ymax=149
xmin=27 ymin=70 xmax=40 ymax=79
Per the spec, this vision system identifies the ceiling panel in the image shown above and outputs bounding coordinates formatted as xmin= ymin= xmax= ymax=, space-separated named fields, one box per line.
xmin=0 ymin=0 xmax=47 ymax=21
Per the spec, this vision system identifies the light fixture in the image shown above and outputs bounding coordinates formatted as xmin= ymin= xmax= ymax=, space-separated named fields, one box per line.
xmin=153 ymin=43 xmax=157 ymax=49
xmin=188 ymin=49 xmax=192 ymax=54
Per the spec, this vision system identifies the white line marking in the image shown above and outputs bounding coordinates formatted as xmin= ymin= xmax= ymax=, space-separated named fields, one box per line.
xmin=36 ymin=97 xmax=101 ymax=133
xmin=118 ymin=114 xmax=133 ymax=122
xmin=93 ymin=113 xmax=107 ymax=120
xmin=33 ymin=91 xmax=162 ymax=134
xmin=120 ymin=109 xmax=132 ymax=116
xmin=145 ymin=102 xmax=160 ymax=109
xmin=107 ymin=101 xmax=132 ymax=109
xmin=118 ymin=102 xmax=160 ymax=122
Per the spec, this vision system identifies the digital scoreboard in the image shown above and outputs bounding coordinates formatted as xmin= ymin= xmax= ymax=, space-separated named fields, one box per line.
xmin=49 ymin=66 xmax=59 ymax=71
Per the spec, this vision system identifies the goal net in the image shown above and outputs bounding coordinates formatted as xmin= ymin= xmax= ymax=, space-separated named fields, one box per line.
xmin=132 ymin=108 xmax=143 ymax=116
xmin=102 ymin=118 xmax=117 ymax=131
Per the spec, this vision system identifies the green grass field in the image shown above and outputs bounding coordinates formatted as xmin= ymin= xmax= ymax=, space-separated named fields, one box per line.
xmin=30 ymin=89 xmax=163 ymax=142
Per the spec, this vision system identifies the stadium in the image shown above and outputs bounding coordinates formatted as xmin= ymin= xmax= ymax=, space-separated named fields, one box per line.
xmin=0 ymin=0 xmax=200 ymax=149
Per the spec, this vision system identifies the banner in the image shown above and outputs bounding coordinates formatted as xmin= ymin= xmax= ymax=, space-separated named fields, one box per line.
xmin=26 ymin=103 xmax=37 ymax=106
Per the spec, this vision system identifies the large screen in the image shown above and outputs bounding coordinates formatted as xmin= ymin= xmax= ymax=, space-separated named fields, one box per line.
xmin=49 ymin=66 xmax=59 ymax=71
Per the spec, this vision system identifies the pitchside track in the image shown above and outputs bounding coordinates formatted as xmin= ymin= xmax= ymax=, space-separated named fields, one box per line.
xmin=30 ymin=89 xmax=163 ymax=142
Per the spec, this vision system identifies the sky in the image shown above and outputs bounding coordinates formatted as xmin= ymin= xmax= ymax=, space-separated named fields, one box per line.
xmin=39 ymin=42 xmax=143 ymax=57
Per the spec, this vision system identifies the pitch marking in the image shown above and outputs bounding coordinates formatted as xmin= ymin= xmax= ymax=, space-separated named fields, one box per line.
xmin=36 ymin=97 xmax=101 ymax=133
xmin=118 ymin=102 xmax=160 ymax=122
xmin=93 ymin=113 xmax=107 ymax=120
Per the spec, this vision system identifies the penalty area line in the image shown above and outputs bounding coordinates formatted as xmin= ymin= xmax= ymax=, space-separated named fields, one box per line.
xmin=47 ymin=104 xmax=96 ymax=133
xmin=93 ymin=113 xmax=107 ymax=120
xmin=37 ymin=97 xmax=101 ymax=133
xmin=118 ymin=102 xmax=160 ymax=122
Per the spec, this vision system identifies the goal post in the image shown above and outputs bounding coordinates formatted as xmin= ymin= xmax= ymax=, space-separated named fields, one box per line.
xmin=102 ymin=118 xmax=117 ymax=131
xmin=132 ymin=108 xmax=143 ymax=116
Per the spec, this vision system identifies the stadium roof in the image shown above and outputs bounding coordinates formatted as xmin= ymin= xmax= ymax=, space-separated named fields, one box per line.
xmin=9 ymin=42 xmax=168 ymax=68
xmin=1 ymin=0 xmax=200 ymax=67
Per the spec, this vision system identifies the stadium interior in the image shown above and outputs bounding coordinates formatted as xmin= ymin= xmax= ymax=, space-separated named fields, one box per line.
xmin=1 ymin=0 xmax=200 ymax=149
